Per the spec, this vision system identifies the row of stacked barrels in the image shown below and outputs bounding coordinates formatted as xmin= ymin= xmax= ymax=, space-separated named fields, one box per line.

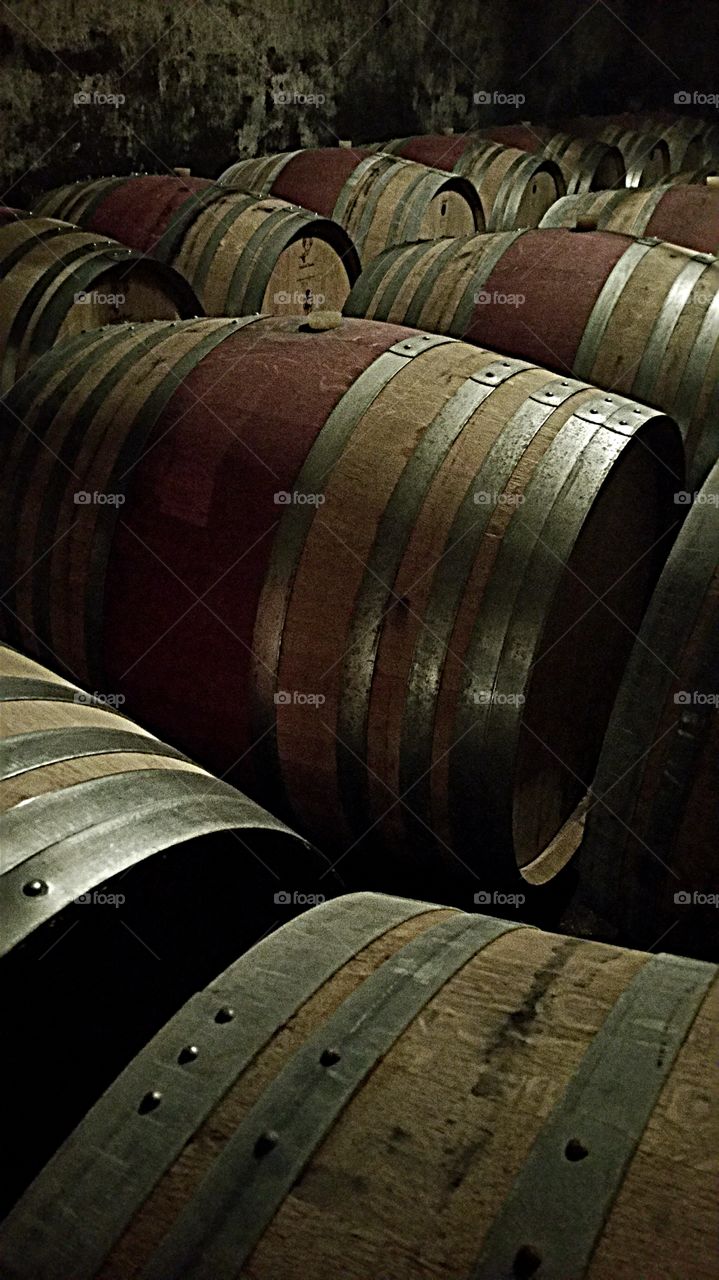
xmin=0 ymin=111 xmax=717 ymax=1273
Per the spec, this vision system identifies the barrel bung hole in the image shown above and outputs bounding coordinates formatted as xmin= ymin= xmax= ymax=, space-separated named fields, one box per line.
xmin=513 ymin=1244 xmax=542 ymax=1277
xmin=565 ymin=1137 xmax=589 ymax=1161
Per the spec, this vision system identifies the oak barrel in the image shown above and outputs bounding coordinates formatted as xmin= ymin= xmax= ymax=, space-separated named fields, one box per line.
xmin=476 ymin=125 xmax=626 ymax=194
xmin=374 ymin=134 xmax=566 ymax=229
xmin=568 ymin=460 xmax=719 ymax=960
xmin=540 ymin=183 xmax=719 ymax=254
xmin=1 ymin=891 xmax=716 ymax=1279
xmin=345 ymin=227 xmax=719 ymax=487
xmin=0 ymin=316 xmax=682 ymax=888
xmin=0 ymin=209 xmax=198 ymax=390
xmin=218 ymin=149 xmax=483 ymax=261
xmin=33 ymin=174 xmax=360 ymax=317
xmin=0 ymin=642 xmax=330 ymax=1211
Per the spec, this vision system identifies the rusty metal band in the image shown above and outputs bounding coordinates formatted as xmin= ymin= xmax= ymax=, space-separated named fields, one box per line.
xmin=632 ymin=257 xmax=714 ymax=404
xmin=0 ymin=325 xmax=128 ymax=650
xmin=0 ymin=726 xmax=190 ymax=783
xmin=186 ymin=195 xmax=258 ymax=296
xmin=249 ymin=331 xmax=456 ymax=817
xmin=487 ymin=153 xmax=536 ymax=231
xmin=452 ymin=229 xmax=529 ymax=337
xmin=572 ymin=238 xmax=659 ymax=381
xmin=0 ymin=893 xmax=450 ymax=1280
xmin=224 ymin=208 xmax=316 ymax=314
xmin=20 ymin=323 xmax=198 ymax=669
xmin=0 ymin=767 xmax=298 ymax=956
xmin=60 ymin=176 xmax=131 ymax=227
xmin=342 ymin=240 xmax=431 ymax=320
xmin=581 ymin=463 xmax=719 ymax=917
xmin=470 ymin=951 xmax=716 ymax=1280
xmin=671 ymin=278 xmax=719 ymax=469
xmin=138 ymin=912 xmax=522 ymax=1280
xmin=219 ymin=151 xmax=302 ymax=194
xmin=401 ymin=236 xmax=470 ymax=329
xmin=384 ymin=166 xmax=441 ymax=244
xmin=339 ymin=156 xmax=407 ymax=255
xmin=2 ymin=242 xmax=134 ymax=387
xmin=0 ymin=676 xmax=85 ymax=703
xmin=398 ymin=374 xmax=586 ymax=845
xmin=450 ymin=396 xmax=654 ymax=869
xmin=335 ymin=367 xmax=525 ymax=838
xmin=153 ymin=186 xmax=249 ymax=264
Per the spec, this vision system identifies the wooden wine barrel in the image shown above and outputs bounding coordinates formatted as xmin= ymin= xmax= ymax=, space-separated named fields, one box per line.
xmin=0 ymin=641 xmax=331 ymax=1212
xmin=565 ymin=116 xmax=707 ymax=175
xmin=659 ymin=163 xmax=719 ymax=186
xmin=345 ymin=227 xmax=719 ymax=487
xmin=475 ymin=125 xmax=626 ymax=193
xmin=218 ymin=149 xmax=483 ymax=262
xmin=0 ymin=315 xmax=682 ymax=889
xmin=0 ymin=210 xmax=198 ymax=391
xmin=33 ymin=174 xmax=360 ymax=317
xmin=567 ymin=461 xmax=719 ymax=961
xmin=540 ymin=184 xmax=719 ymax=254
xmin=373 ymin=135 xmax=566 ymax=229
xmin=588 ymin=127 xmax=671 ymax=187
xmin=1 ymin=890 xmax=716 ymax=1279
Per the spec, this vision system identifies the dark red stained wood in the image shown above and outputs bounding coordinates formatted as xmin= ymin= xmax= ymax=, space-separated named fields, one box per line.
xmin=463 ymin=227 xmax=632 ymax=373
xmin=645 ymin=186 xmax=719 ymax=255
xmin=102 ymin=317 xmax=417 ymax=787
xmin=85 ymin=175 xmax=214 ymax=253
xmin=268 ymin=148 xmax=373 ymax=216
xmin=475 ymin=125 xmax=544 ymax=153
xmin=0 ymin=206 xmax=25 ymax=222
xmin=386 ymin=136 xmax=471 ymax=170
